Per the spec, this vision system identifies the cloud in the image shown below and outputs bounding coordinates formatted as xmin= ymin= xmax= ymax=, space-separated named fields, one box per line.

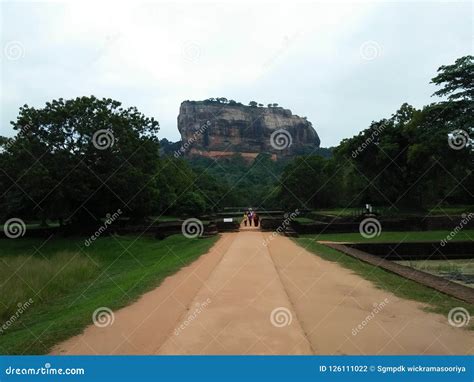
xmin=1 ymin=0 xmax=471 ymax=146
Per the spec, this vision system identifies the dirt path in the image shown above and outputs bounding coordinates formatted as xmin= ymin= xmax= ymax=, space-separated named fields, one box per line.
xmin=52 ymin=230 xmax=473 ymax=355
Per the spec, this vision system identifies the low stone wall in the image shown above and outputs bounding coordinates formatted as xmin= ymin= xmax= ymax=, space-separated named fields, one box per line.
xmin=291 ymin=215 xmax=474 ymax=234
xmin=348 ymin=241 xmax=474 ymax=261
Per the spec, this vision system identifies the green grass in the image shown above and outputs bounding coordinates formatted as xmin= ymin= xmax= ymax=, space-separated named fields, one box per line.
xmin=314 ymin=205 xmax=472 ymax=217
xmin=149 ymin=215 xmax=181 ymax=222
xmin=0 ymin=251 xmax=99 ymax=320
xmin=0 ymin=234 xmax=219 ymax=355
xmin=294 ymin=235 xmax=474 ymax=328
xmin=428 ymin=205 xmax=473 ymax=215
xmin=293 ymin=217 xmax=316 ymax=224
xmin=300 ymin=229 xmax=474 ymax=243
xmin=315 ymin=208 xmax=360 ymax=217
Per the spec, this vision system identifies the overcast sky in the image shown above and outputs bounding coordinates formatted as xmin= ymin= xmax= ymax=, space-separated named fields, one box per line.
xmin=1 ymin=0 xmax=472 ymax=147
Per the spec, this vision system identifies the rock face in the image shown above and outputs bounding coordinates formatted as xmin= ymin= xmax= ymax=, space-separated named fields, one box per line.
xmin=177 ymin=100 xmax=320 ymax=160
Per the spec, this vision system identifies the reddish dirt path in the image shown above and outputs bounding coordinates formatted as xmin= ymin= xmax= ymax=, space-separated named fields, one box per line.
xmin=52 ymin=230 xmax=473 ymax=355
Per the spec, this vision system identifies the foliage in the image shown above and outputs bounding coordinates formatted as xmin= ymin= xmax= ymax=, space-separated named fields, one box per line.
xmin=279 ymin=56 xmax=473 ymax=210
xmin=431 ymin=55 xmax=473 ymax=101
xmin=188 ymin=153 xmax=288 ymax=208
xmin=0 ymin=234 xmax=219 ymax=354
xmin=0 ymin=96 xmax=160 ymax=224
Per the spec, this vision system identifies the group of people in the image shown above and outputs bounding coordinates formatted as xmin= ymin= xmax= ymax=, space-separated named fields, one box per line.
xmin=242 ymin=210 xmax=259 ymax=227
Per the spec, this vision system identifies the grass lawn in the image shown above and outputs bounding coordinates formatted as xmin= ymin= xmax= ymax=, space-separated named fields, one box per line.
xmin=314 ymin=205 xmax=472 ymax=217
xmin=428 ymin=206 xmax=473 ymax=215
xmin=293 ymin=217 xmax=316 ymax=224
xmin=149 ymin=215 xmax=181 ymax=222
xmin=300 ymin=229 xmax=474 ymax=243
xmin=294 ymin=232 xmax=474 ymax=328
xmin=0 ymin=234 xmax=219 ymax=355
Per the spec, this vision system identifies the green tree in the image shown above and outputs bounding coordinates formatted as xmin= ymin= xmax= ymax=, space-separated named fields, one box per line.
xmin=0 ymin=96 xmax=160 ymax=224
xmin=431 ymin=55 xmax=473 ymax=101
xmin=279 ymin=156 xmax=340 ymax=210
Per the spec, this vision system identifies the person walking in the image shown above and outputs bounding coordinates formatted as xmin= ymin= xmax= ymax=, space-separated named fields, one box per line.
xmin=253 ymin=212 xmax=259 ymax=227
xmin=247 ymin=210 xmax=253 ymax=226
xmin=242 ymin=212 xmax=247 ymax=227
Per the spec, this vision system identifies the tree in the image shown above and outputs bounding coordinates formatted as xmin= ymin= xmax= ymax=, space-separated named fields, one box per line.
xmin=431 ymin=55 xmax=473 ymax=101
xmin=249 ymin=101 xmax=258 ymax=107
xmin=0 ymin=96 xmax=160 ymax=224
xmin=279 ymin=156 xmax=340 ymax=209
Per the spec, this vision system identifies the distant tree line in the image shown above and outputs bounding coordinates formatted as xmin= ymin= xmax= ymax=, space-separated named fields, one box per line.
xmin=1 ymin=56 xmax=471 ymax=226
xmin=185 ymin=98 xmax=281 ymax=108
xmin=0 ymin=97 xmax=227 ymax=225
xmin=279 ymin=56 xmax=473 ymax=211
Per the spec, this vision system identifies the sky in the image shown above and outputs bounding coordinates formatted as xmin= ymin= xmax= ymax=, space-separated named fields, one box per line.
xmin=1 ymin=0 xmax=472 ymax=147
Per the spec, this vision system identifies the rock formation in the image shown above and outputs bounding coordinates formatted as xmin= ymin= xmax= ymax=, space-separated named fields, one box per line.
xmin=177 ymin=100 xmax=320 ymax=160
